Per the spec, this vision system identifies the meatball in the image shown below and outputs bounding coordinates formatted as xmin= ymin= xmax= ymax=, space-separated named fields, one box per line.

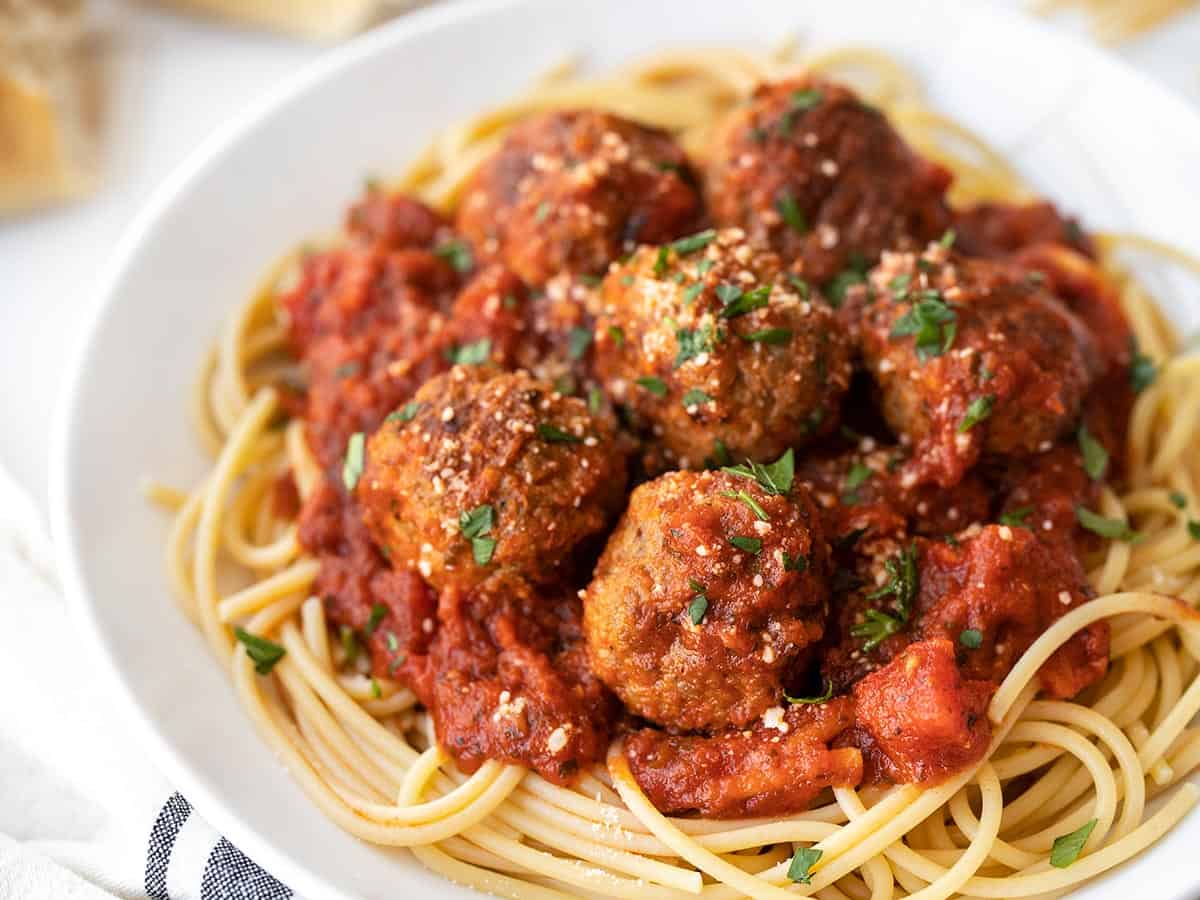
xmin=954 ymin=201 xmax=1093 ymax=260
xmin=456 ymin=110 xmax=703 ymax=286
xmin=706 ymin=77 xmax=952 ymax=285
xmin=357 ymin=366 xmax=627 ymax=592
xmin=583 ymin=468 xmax=830 ymax=732
xmin=858 ymin=243 xmax=1099 ymax=487
xmin=592 ymin=228 xmax=853 ymax=468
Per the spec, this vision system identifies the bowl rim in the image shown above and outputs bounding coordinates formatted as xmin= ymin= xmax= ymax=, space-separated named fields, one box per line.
xmin=47 ymin=1 xmax=1200 ymax=897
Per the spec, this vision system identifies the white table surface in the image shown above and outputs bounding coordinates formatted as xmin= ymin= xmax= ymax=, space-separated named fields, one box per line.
xmin=2 ymin=0 xmax=1199 ymax=516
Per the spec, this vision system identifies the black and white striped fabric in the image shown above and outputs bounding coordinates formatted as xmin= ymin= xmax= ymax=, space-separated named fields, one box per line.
xmin=144 ymin=794 xmax=294 ymax=900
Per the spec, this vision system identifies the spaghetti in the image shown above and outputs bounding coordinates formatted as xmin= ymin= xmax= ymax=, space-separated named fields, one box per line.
xmin=149 ymin=47 xmax=1200 ymax=899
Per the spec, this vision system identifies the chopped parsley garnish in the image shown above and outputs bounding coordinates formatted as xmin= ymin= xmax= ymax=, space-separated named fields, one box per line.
xmin=866 ymin=543 xmax=919 ymax=622
xmin=675 ymin=323 xmax=715 ymax=368
xmin=234 ymin=627 xmax=286 ymax=675
xmin=1130 ymin=340 xmax=1156 ymax=393
xmin=718 ymin=284 xmax=771 ymax=319
xmin=891 ymin=294 xmax=957 ymax=360
xmin=687 ymin=580 xmax=708 ymax=625
xmin=850 ymin=609 xmax=904 ymax=652
xmin=333 ymin=361 xmax=360 ymax=379
xmin=588 ymin=386 xmax=604 ymax=414
xmin=537 ymin=423 xmax=581 ymax=444
xmin=888 ymin=273 xmax=912 ymax=299
xmin=653 ymin=245 xmax=671 ymax=278
xmin=787 ymin=273 xmax=810 ymax=298
xmin=1050 ymin=819 xmax=1097 ymax=868
xmin=778 ymin=88 xmax=824 ymax=134
xmin=1170 ymin=491 xmax=1188 ymax=509
xmin=721 ymin=489 xmax=769 ymax=521
xmin=958 ymin=395 xmax=995 ymax=433
xmin=787 ymin=846 xmax=823 ymax=884
xmin=339 ymin=625 xmax=359 ymax=664
xmin=682 ymin=282 xmax=704 ymax=305
xmin=433 ymin=239 xmax=473 ymax=273
xmin=620 ymin=274 xmax=635 ymax=287
xmin=447 ymin=337 xmax=491 ymax=365
xmin=535 ymin=202 xmax=551 ymax=222
xmin=567 ymin=327 xmax=593 ymax=360
xmin=723 ymin=448 xmax=795 ymax=495
xmin=697 ymin=258 xmax=714 ymax=276
xmin=459 ymin=504 xmax=497 ymax=565
xmin=364 ymin=602 xmax=387 ymax=637
xmin=784 ymin=680 xmax=832 ymax=705
xmin=959 ymin=628 xmax=983 ymax=649
xmin=553 ymin=374 xmax=577 ymax=396
xmin=775 ymin=190 xmax=807 ymax=234
xmin=998 ymin=506 xmax=1032 ymax=527
xmin=386 ymin=401 xmax=423 ymax=423
xmin=728 ymin=535 xmax=762 ymax=554
xmin=827 ymin=268 xmax=866 ymax=307
xmin=341 ymin=432 xmax=365 ymax=492
xmin=682 ymin=388 xmax=713 ymax=409
xmin=385 ymin=631 xmax=399 ymax=653
xmin=939 ymin=228 xmax=957 ymax=249
xmin=842 ymin=461 xmax=873 ymax=504
xmin=671 ymin=229 xmax=716 ymax=255
xmin=715 ymin=283 xmax=741 ymax=305
xmin=579 ymin=274 xmax=602 ymax=287
xmin=1189 ymin=521 xmax=1200 ymax=541
xmin=1075 ymin=506 xmax=1142 ymax=542
xmin=607 ymin=325 xmax=625 ymax=346
xmin=783 ymin=551 xmax=808 ymax=572
xmin=741 ymin=327 xmax=792 ymax=345
xmin=636 ymin=376 xmax=668 ymax=396
xmin=370 ymin=678 xmax=382 ymax=699
xmin=1077 ymin=423 xmax=1109 ymax=481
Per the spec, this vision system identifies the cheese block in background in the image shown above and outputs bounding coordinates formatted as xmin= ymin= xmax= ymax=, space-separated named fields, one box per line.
xmin=154 ymin=0 xmax=424 ymax=40
xmin=1 ymin=0 xmax=100 ymax=217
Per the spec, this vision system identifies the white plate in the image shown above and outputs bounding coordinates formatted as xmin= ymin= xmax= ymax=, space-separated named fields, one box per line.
xmin=50 ymin=1 xmax=1200 ymax=897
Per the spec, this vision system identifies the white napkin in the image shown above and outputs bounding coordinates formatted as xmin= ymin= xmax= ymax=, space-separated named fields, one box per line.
xmin=0 ymin=467 xmax=294 ymax=900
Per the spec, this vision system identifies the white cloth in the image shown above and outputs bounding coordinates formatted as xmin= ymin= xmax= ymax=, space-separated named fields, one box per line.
xmin=0 ymin=467 xmax=300 ymax=900
xmin=2 ymin=3 xmax=1199 ymax=899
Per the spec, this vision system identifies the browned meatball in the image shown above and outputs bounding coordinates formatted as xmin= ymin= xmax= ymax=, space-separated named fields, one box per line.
xmin=456 ymin=110 xmax=703 ymax=286
xmin=858 ymin=243 xmax=1099 ymax=487
xmin=583 ymin=468 xmax=830 ymax=732
xmin=592 ymin=228 xmax=853 ymax=468
xmin=954 ymin=201 xmax=1093 ymax=260
xmin=706 ymin=78 xmax=952 ymax=286
xmin=357 ymin=366 xmax=627 ymax=592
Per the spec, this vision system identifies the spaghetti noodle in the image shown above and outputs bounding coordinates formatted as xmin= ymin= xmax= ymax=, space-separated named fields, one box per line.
xmin=149 ymin=46 xmax=1200 ymax=899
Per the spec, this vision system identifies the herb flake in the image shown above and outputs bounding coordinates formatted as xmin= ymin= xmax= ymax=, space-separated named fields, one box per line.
xmin=342 ymin=432 xmax=366 ymax=492
xmin=1050 ymin=819 xmax=1097 ymax=868
xmin=1077 ymin=423 xmax=1109 ymax=481
xmin=1075 ymin=506 xmax=1142 ymax=542
xmin=234 ymin=627 xmax=286 ymax=675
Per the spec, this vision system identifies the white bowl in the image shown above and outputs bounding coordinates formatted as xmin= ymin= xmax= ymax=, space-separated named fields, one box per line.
xmin=50 ymin=1 xmax=1200 ymax=897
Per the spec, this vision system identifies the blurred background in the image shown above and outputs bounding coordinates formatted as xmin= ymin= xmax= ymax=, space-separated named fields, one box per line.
xmin=1 ymin=0 xmax=1199 ymax=517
